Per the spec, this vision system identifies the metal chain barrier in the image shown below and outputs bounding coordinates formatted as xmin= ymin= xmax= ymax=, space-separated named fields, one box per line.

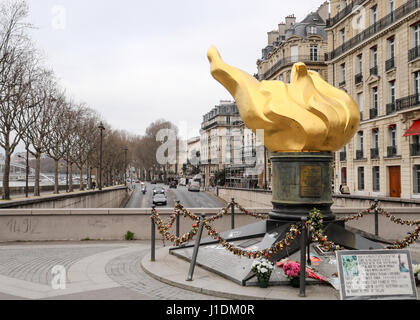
xmin=151 ymin=200 xmax=420 ymax=256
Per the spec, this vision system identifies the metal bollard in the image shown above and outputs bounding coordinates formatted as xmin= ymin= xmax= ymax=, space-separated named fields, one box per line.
xmin=299 ymin=217 xmax=307 ymax=297
xmin=231 ymin=198 xmax=235 ymax=230
xmin=307 ymin=227 xmax=311 ymax=266
xmin=186 ymin=214 xmax=206 ymax=281
xmin=176 ymin=200 xmax=180 ymax=238
xmin=151 ymin=206 xmax=156 ymax=262
xmin=374 ymin=199 xmax=379 ymax=237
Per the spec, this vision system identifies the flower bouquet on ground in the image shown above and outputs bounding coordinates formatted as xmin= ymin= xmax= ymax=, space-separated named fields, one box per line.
xmin=251 ymin=259 xmax=274 ymax=288
xmin=413 ymin=264 xmax=420 ymax=286
xmin=277 ymin=259 xmax=327 ymax=288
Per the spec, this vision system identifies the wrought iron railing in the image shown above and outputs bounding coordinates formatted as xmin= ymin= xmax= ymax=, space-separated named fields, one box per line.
xmin=396 ymin=93 xmax=420 ymax=111
xmin=355 ymin=72 xmax=363 ymax=84
xmin=386 ymin=102 xmax=396 ymax=115
xmin=411 ymin=144 xmax=420 ymax=156
xmin=371 ymin=148 xmax=379 ymax=159
xmin=387 ymin=146 xmax=397 ymax=157
xmin=370 ymin=108 xmax=378 ymax=119
xmin=385 ymin=57 xmax=395 ymax=71
xmin=409 ymin=45 xmax=420 ymax=62
xmin=370 ymin=65 xmax=378 ymax=76
xmin=326 ymin=0 xmax=368 ymax=28
xmin=326 ymin=0 xmax=420 ymax=61
xmin=262 ymin=55 xmax=325 ymax=80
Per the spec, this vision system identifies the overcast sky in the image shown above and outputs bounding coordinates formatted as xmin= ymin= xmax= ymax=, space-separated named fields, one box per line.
xmin=26 ymin=0 xmax=325 ymax=140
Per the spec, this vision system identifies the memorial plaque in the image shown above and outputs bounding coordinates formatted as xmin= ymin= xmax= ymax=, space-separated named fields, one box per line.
xmin=336 ymin=250 xmax=418 ymax=300
xmin=300 ymin=165 xmax=322 ymax=198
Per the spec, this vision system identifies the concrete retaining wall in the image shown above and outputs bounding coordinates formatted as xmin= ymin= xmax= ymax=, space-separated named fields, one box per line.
xmin=0 ymin=208 xmax=266 ymax=242
xmin=217 ymin=187 xmax=420 ymax=208
xmin=0 ymin=206 xmax=418 ymax=242
xmin=0 ymin=186 xmax=129 ymax=209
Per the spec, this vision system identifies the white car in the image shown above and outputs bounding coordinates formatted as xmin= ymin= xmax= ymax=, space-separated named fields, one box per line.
xmin=188 ymin=181 xmax=200 ymax=192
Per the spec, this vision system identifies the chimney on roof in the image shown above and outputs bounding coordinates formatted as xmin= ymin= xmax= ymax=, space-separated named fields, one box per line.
xmin=278 ymin=22 xmax=286 ymax=36
xmin=317 ymin=1 xmax=329 ymax=22
xmin=267 ymin=30 xmax=280 ymax=46
xmin=285 ymin=14 xmax=296 ymax=29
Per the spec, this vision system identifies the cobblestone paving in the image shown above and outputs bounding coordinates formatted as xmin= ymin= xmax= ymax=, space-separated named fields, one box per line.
xmin=105 ymin=248 xmax=223 ymax=300
xmin=0 ymin=246 xmax=123 ymax=285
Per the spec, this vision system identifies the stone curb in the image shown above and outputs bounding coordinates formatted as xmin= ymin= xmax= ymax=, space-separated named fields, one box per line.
xmin=140 ymin=247 xmax=340 ymax=300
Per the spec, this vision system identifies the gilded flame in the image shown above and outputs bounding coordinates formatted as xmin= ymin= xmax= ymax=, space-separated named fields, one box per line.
xmin=207 ymin=45 xmax=360 ymax=152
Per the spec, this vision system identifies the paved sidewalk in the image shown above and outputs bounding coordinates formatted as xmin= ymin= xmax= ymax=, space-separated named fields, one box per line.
xmin=0 ymin=241 xmax=221 ymax=300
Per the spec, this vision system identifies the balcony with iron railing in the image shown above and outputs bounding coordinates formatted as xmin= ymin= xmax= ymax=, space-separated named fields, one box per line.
xmin=409 ymin=45 xmax=420 ymax=62
xmin=386 ymin=102 xmax=396 ymax=115
xmin=355 ymin=73 xmax=363 ymax=84
xmin=326 ymin=0 xmax=368 ymax=28
xmin=387 ymin=146 xmax=398 ymax=157
xmin=340 ymin=151 xmax=346 ymax=161
xmin=355 ymin=150 xmax=364 ymax=160
xmin=262 ymin=55 xmax=325 ymax=80
xmin=411 ymin=143 xmax=420 ymax=156
xmin=370 ymin=65 xmax=378 ymax=76
xmin=339 ymin=80 xmax=346 ymax=87
xmin=396 ymin=93 xmax=420 ymax=112
xmin=370 ymin=148 xmax=379 ymax=159
xmin=325 ymin=0 xmax=420 ymax=61
xmin=385 ymin=57 xmax=395 ymax=71
xmin=370 ymin=107 xmax=378 ymax=119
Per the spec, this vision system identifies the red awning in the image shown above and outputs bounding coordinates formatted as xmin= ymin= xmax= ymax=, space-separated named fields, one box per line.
xmin=404 ymin=120 xmax=420 ymax=137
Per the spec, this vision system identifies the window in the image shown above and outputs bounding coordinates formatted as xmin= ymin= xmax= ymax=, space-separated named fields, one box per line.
xmin=372 ymin=87 xmax=378 ymax=110
xmin=358 ymin=167 xmax=365 ymax=191
xmin=309 ymin=26 xmax=317 ymax=34
xmin=372 ymin=166 xmax=380 ymax=191
xmin=340 ymin=63 xmax=346 ymax=83
xmin=371 ymin=47 xmax=378 ymax=67
xmin=415 ymin=71 xmax=420 ymax=94
xmin=413 ymin=24 xmax=420 ymax=48
xmin=371 ymin=6 xmax=377 ymax=25
xmin=358 ymin=92 xmax=364 ymax=118
xmin=291 ymin=46 xmax=299 ymax=62
xmin=388 ymin=37 xmax=395 ymax=59
xmin=339 ymin=29 xmax=345 ymax=45
xmin=389 ymin=81 xmax=396 ymax=103
xmin=389 ymin=0 xmax=395 ymax=13
xmin=341 ymin=167 xmax=347 ymax=185
xmin=357 ymin=54 xmax=363 ymax=74
xmin=372 ymin=128 xmax=379 ymax=149
xmin=310 ymin=45 xmax=318 ymax=61
xmin=389 ymin=125 xmax=396 ymax=147
xmin=414 ymin=165 xmax=420 ymax=194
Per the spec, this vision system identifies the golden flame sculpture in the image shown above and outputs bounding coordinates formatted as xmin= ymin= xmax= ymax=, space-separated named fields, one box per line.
xmin=207 ymin=46 xmax=360 ymax=152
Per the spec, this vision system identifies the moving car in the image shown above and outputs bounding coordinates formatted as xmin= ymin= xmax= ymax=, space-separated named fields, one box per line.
xmin=153 ymin=193 xmax=167 ymax=206
xmin=152 ymin=187 xmax=165 ymax=195
xmin=141 ymin=185 xmax=147 ymax=194
xmin=151 ymin=180 xmax=157 ymax=184
xmin=188 ymin=174 xmax=201 ymax=192
xmin=169 ymin=181 xmax=177 ymax=189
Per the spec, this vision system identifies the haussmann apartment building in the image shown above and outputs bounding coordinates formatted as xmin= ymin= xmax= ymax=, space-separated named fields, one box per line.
xmin=326 ymin=0 xmax=420 ymax=199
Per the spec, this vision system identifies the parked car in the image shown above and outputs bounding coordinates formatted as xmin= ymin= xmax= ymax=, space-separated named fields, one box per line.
xmin=153 ymin=193 xmax=167 ymax=206
xmin=151 ymin=180 xmax=157 ymax=184
xmin=169 ymin=181 xmax=177 ymax=189
xmin=153 ymin=187 xmax=165 ymax=195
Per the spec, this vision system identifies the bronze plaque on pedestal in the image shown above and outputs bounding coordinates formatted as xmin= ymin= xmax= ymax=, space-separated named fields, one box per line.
xmin=300 ymin=165 xmax=322 ymax=198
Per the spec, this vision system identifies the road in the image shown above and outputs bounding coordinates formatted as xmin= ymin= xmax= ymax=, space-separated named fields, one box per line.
xmin=125 ymin=182 xmax=227 ymax=208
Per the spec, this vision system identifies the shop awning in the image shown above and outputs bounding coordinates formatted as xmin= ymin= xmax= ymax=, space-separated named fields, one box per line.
xmin=403 ymin=120 xmax=420 ymax=137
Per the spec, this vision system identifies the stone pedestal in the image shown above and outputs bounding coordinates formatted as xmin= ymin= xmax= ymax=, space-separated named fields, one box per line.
xmin=269 ymin=152 xmax=335 ymax=222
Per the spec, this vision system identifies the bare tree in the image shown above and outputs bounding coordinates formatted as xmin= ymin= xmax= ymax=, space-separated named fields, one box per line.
xmin=0 ymin=0 xmax=41 ymax=199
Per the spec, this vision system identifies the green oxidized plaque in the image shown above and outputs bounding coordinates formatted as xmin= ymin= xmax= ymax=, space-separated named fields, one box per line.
xmin=300 ymin=165 xmax=322 ymax=198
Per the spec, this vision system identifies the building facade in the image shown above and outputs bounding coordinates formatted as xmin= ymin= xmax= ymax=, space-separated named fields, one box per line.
xmin=326 ymin=0 xmax=420 ymax=199
xmin=200 ymin=100 xmax=242 ymax=187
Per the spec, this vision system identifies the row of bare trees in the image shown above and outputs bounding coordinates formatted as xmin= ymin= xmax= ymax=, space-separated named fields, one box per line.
xmin=0 ymin=1 xmax=133 ymax=200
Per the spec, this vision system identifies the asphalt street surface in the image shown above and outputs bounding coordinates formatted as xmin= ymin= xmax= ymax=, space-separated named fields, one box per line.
xmin=125 ymin=182 xmax=227 ymax=209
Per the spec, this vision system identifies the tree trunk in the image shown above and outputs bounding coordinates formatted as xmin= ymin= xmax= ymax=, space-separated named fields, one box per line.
xmin=54 ymin=159 xmax=59 ymax=194
xmin=69 ymin=163 xmax=73 ymax=192
xmin=2 ymin=151 xmax=11 ymax=200
xmin=34 ymin=151 xmax=41 ymax=196
xmin=79 ymin=165 xmax=84 ymax=191
xmin=89 ymin=166 xmax=92 ymax=189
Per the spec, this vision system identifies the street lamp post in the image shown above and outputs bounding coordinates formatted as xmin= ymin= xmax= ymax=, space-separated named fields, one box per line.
xmin=98 ymin=122 xmax=105 ymax=191
xmin=17 ymin=151 xmax=29 ymax=198
xmin=123 ymin=147 xmax=128 ymax=186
